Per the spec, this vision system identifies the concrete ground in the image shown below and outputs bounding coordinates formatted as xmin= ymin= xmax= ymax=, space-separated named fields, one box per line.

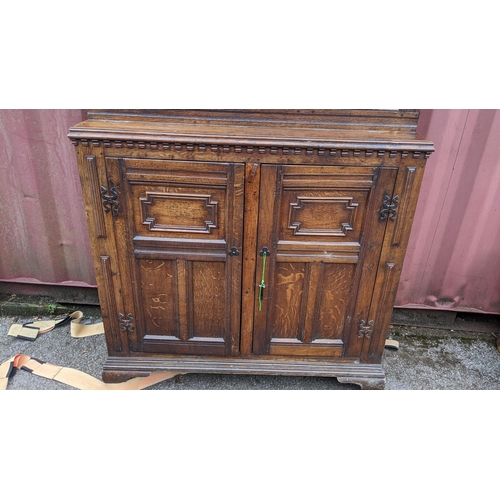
xmin=1 ymin=306 xmax=499 ymax=390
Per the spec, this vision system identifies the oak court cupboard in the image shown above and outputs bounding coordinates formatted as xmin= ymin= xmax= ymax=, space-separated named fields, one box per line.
xmin=69 ymin=110 xmax=434 ymax=389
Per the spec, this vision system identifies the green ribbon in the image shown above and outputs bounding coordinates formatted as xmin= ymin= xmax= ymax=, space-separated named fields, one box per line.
xmin=259 ymin=253 xmax=267 ymax=311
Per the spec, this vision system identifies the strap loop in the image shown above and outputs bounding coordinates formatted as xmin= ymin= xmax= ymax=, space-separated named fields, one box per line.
xmin=7 ymin=311 xmax=105 ymax=340
xmin=3 ymin=313 xmax=181 ymax=389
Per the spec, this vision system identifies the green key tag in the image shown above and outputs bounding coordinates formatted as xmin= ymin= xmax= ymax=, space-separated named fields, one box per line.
xmin=259 ymin=252 xmax=267 ymax=311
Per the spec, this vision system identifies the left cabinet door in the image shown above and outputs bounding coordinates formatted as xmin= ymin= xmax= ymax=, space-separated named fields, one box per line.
xmin=105 ymin=157 xmax=245 ymax=356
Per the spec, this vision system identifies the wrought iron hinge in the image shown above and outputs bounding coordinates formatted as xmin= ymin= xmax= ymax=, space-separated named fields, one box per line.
xmin=101 ymin=182 xmax=119 ymax=217
xmin=358 ymin=319 xmax=374 ymax=339
xmin=379 ymin=194 xmax=399 ymax=222
xmin=118 ymin=313 xmax=134 ymax=333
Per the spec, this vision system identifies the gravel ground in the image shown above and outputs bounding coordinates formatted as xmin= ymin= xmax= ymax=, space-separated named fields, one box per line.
xmin=1 ymin=310 xmax=499 ymax=390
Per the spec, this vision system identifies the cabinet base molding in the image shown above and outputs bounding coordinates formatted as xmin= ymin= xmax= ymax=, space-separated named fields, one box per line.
xmin=102 ymin=356 xmax=386 ymax=390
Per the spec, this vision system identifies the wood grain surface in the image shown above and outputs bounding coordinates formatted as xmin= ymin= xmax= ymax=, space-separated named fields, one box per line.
xmin=72 ymin=110 xmax=433 ymax=389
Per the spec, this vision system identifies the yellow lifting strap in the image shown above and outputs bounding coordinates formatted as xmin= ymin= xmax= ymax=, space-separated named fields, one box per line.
xmin=3 ymin=311 xmax=183 ymax=390
xmin=7 ymin=311 xmax=105 ymax=341
xmin=0 ymin=354 xmax=182 ymax=391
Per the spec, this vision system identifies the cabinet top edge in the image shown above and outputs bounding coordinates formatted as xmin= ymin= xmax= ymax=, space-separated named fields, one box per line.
xmin=82 ymin=109 xmax=422 ymax=134
xmin=86 ymin=109 xmax=420 ymax=128
xmin=69 ymin=116 xmax=434 ymax=151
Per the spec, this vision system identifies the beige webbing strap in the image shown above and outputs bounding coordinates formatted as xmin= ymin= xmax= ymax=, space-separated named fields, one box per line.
xmin=8 ymin=324 xmax=40 ymax=340
xmin=7 ymin=311 xmax=105 ymax=340
xmin=385 ymin=339 xmax=400 ymax=350
xmin=68 ymin=311 xmax=105 ymax=338
xmin=1 ymin=354 xmax=182 ymax=391
xmin=4 ymin=313 xmax=182 ymax=389
xmin=0 ymin=356 xmax=15 ymax=391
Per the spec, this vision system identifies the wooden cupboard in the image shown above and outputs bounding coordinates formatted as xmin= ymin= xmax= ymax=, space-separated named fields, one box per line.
xmin=69 ymin=110 xmax=434 ymax=389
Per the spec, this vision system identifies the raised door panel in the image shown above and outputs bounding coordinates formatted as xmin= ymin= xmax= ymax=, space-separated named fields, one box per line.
xmin=252 ymin=164 xmax=396 ymax=357
xmin=105 ymin=158 xmax=244 ymax=356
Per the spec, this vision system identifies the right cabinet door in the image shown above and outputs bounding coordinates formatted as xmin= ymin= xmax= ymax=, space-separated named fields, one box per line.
xmin=252 ymin=164 xmax=397 ymax=358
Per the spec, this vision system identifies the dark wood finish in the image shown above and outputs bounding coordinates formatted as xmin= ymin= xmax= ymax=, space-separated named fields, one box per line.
xmin=252 ymin=164 xmax=397 ymax=359
xmin=101 ymin=355 xmax=386 ymax=390
xmin=85 ymin=109 xmax=421 ymax=134
xmin=70 ymin=110 xmax=434 ymax=389
xmin=107 ymin=157 xmax=244 ymax=356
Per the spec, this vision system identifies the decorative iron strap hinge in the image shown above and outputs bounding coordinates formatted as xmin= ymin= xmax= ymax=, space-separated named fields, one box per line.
xmin=118 ymin=313 xmax=134 ymax=333
xmin=379 ymin=194 xmax=399 ymax=222
xmin=358 ymin=319 xmax=374 ymax=339
xmin=101 ymin=182 xmax=119 ymax=217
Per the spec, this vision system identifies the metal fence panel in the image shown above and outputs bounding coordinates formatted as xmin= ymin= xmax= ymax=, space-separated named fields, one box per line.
xmin=0 ymin=109 xmax=96 ymax=287
xmin=1 ymin=109 xmax=499 ymax=314
xmin=397 ymin=109 xmax=500 ymax=314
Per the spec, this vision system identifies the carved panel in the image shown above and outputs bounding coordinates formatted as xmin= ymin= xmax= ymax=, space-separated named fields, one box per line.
xmin=315 ymin=263 xmax=356 ymax=341
xmin=86 ymin=156 xmax=107 ymax=238
xmin=288 ymin=196 xmax=358 ymax=236
xmin=138 ymin=259 xmax=177 ymax=337
xmin=71 ymin=137 xmax=432 ymax=164
xmin=192 ymin=261 xmax=226 ymax=338
xmin=140 ymin=192 xmax=218 ymax=233
xmin=136 ymin=257 xmax=234 ymax=355
xmin=280 ymin=190 xmax=368 ymax=245
xmin=270 ymin=262 xmax=306 ymax=339
xmin=270 ymin=262 xmax=355 ymax=345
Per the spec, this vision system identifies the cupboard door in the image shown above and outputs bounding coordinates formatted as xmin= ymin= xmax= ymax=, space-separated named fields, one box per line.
xmin=252 ymin=164 xmax=397 ymax=357
xmin=105 ymin=158 xmax=244 ymax=356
